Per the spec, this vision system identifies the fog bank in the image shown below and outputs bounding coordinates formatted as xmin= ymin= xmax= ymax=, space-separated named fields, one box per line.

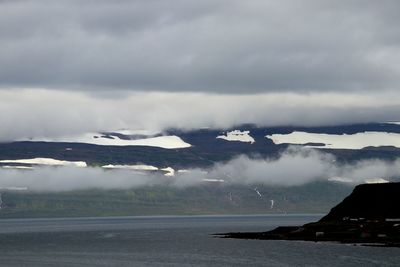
xmin=0 ymin=148 xmax=398 ymax=191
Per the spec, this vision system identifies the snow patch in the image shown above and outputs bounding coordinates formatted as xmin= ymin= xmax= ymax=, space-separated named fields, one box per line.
xmin=202 ymin=178 xmax=225 ymax=183
xmin=1 ymin=166 xmax=35 ymax=170
xmin=112 ymin=129 xmax=159 ymax=136
xmin=101 ymin=164 xmax=177 ymax=176
xmin=23 ymin=133 xmax=191 ymax=149
xmin=161 ymin=167 xmax=175 ymax=176
xmin=329 ymin=176 xmax=389 ymax=184
xmin=365 ymin=178 xmax=389 ymax=184
xmin=102 ymin=164 xmax=159 ymax=171
xmin=0 ymin=158 xmax=87 ymax=167
xmin=266 ymin=131 xmax=400 ymax=149
xmin=217 ymin=130 xmax=255 ymax=144
xmin=328 ymin=177 xmax=354 ymax=183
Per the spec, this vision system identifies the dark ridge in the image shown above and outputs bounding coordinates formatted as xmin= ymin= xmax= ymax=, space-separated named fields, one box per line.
xmin=320 ymin=183 xmax=400 ymax=222
xmin=218 ymin=183 xmax=400 ymax=247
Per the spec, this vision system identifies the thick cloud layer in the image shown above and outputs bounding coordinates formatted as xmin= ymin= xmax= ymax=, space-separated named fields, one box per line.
xmin=207 ymin=149 xmax=334 ymax=186
xmin=1 ymin=89 xmax=400 ymax=141
xmin=206 ymin=149 xmax=400 ymax=186
xmin=0 ymin=0 xmax=399 ymax=92
xmin=0 ymin=148 xmax=398 ymax=191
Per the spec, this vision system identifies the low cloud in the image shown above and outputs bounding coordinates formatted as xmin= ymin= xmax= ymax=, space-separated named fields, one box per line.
xmin=0 ymin=167 xmax=161 ymax=192
xmin=204 ymin=148 xmax=400 ymax=186
xmin=0 ymin=148 xmax=399 ymax=191
xmin=1 ymin=89 xmax=400 ymax=141
xmin=206 ymin=149 xmax=335 ymax=186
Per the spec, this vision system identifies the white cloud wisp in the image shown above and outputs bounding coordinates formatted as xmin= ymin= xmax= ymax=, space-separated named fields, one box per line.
xmin=0 ymin=148 xmax=398 ymax=191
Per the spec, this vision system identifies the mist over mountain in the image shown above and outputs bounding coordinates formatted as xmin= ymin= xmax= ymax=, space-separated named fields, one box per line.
xmin=1 ymin=122 xmax=400 ymax=191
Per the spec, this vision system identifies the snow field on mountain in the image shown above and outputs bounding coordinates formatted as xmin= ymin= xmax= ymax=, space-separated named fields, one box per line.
xmin=266 ymin=131 xmax=400 ymax=149
xmin=217 ymin=130 xmax=255 ymax=143
xmin=24 ymin=133 xmax=191 ymax=149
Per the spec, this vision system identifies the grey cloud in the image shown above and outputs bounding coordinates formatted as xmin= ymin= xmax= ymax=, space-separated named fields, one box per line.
xmin=1 ymin=148 xmax=399 ymax=191
xmin=0 ymin=167 xmax=160 ymax=192
xmin=0 ymin=0 xmax=399 ymax=93
xmin=1 ymin=89 xmax=400 ymax=141
xmin=199 ymin=148 xmax=400 ymax=186
xmin=207 ymin=149 xmax=334 ymax=186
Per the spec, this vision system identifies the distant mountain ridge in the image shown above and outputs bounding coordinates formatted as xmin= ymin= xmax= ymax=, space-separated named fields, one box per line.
xmin=2 ymin=123 xmax=400 ymax=169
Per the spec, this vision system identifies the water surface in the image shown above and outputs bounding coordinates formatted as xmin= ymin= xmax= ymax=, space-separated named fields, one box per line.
xmin=0 ymin=215 xmax=398 ymax=266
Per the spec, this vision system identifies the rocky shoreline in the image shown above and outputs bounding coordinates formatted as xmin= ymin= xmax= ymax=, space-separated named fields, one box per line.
xmin=217 ymin=183 xmax=400 ymax=247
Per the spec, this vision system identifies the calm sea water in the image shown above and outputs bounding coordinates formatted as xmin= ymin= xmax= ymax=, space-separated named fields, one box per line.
xmin=0 ymin=215 xmax=398 ymax=266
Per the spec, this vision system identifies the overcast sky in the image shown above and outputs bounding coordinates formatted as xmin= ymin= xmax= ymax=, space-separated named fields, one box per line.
xmin=1 ymin=0 xmax=400 ymax=138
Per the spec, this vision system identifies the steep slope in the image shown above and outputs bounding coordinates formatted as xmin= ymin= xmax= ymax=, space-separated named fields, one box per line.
xmin=221 ymin=183 xmax=400 ymax=246
xmin=320 ymin=183 xmax=400 ymax=221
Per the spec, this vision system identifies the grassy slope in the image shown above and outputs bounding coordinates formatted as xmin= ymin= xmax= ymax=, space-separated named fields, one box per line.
xmin=0 ymin=182 xmax=352 ymax=218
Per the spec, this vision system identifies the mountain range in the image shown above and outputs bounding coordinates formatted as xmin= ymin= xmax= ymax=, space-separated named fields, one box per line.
xmin=1 ymin=122 xmax=399 ymax=217
xmin=2 ymin=122 xmax=400 ymax=169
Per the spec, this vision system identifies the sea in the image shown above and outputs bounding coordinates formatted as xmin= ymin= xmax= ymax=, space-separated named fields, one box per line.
xmin=0 ymin=214 xmax=398 ymax=266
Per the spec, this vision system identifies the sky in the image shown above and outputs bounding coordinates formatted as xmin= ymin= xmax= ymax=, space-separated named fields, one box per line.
xmin=1 ymin=0 xmax=400 ymax=139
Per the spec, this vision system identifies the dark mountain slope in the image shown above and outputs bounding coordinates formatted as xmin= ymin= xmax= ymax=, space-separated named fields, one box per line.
xmin=221 ymin=183 xmax=400 ymax=246
xmin=320 ymin=183 xmax=400 ymax=221
xmin=2 ymin=123 xmax=400 ymax=168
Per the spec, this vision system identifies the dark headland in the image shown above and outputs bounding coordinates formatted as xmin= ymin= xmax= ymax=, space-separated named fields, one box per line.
xmin=217 ymin=183 xmax=400 ymax=247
